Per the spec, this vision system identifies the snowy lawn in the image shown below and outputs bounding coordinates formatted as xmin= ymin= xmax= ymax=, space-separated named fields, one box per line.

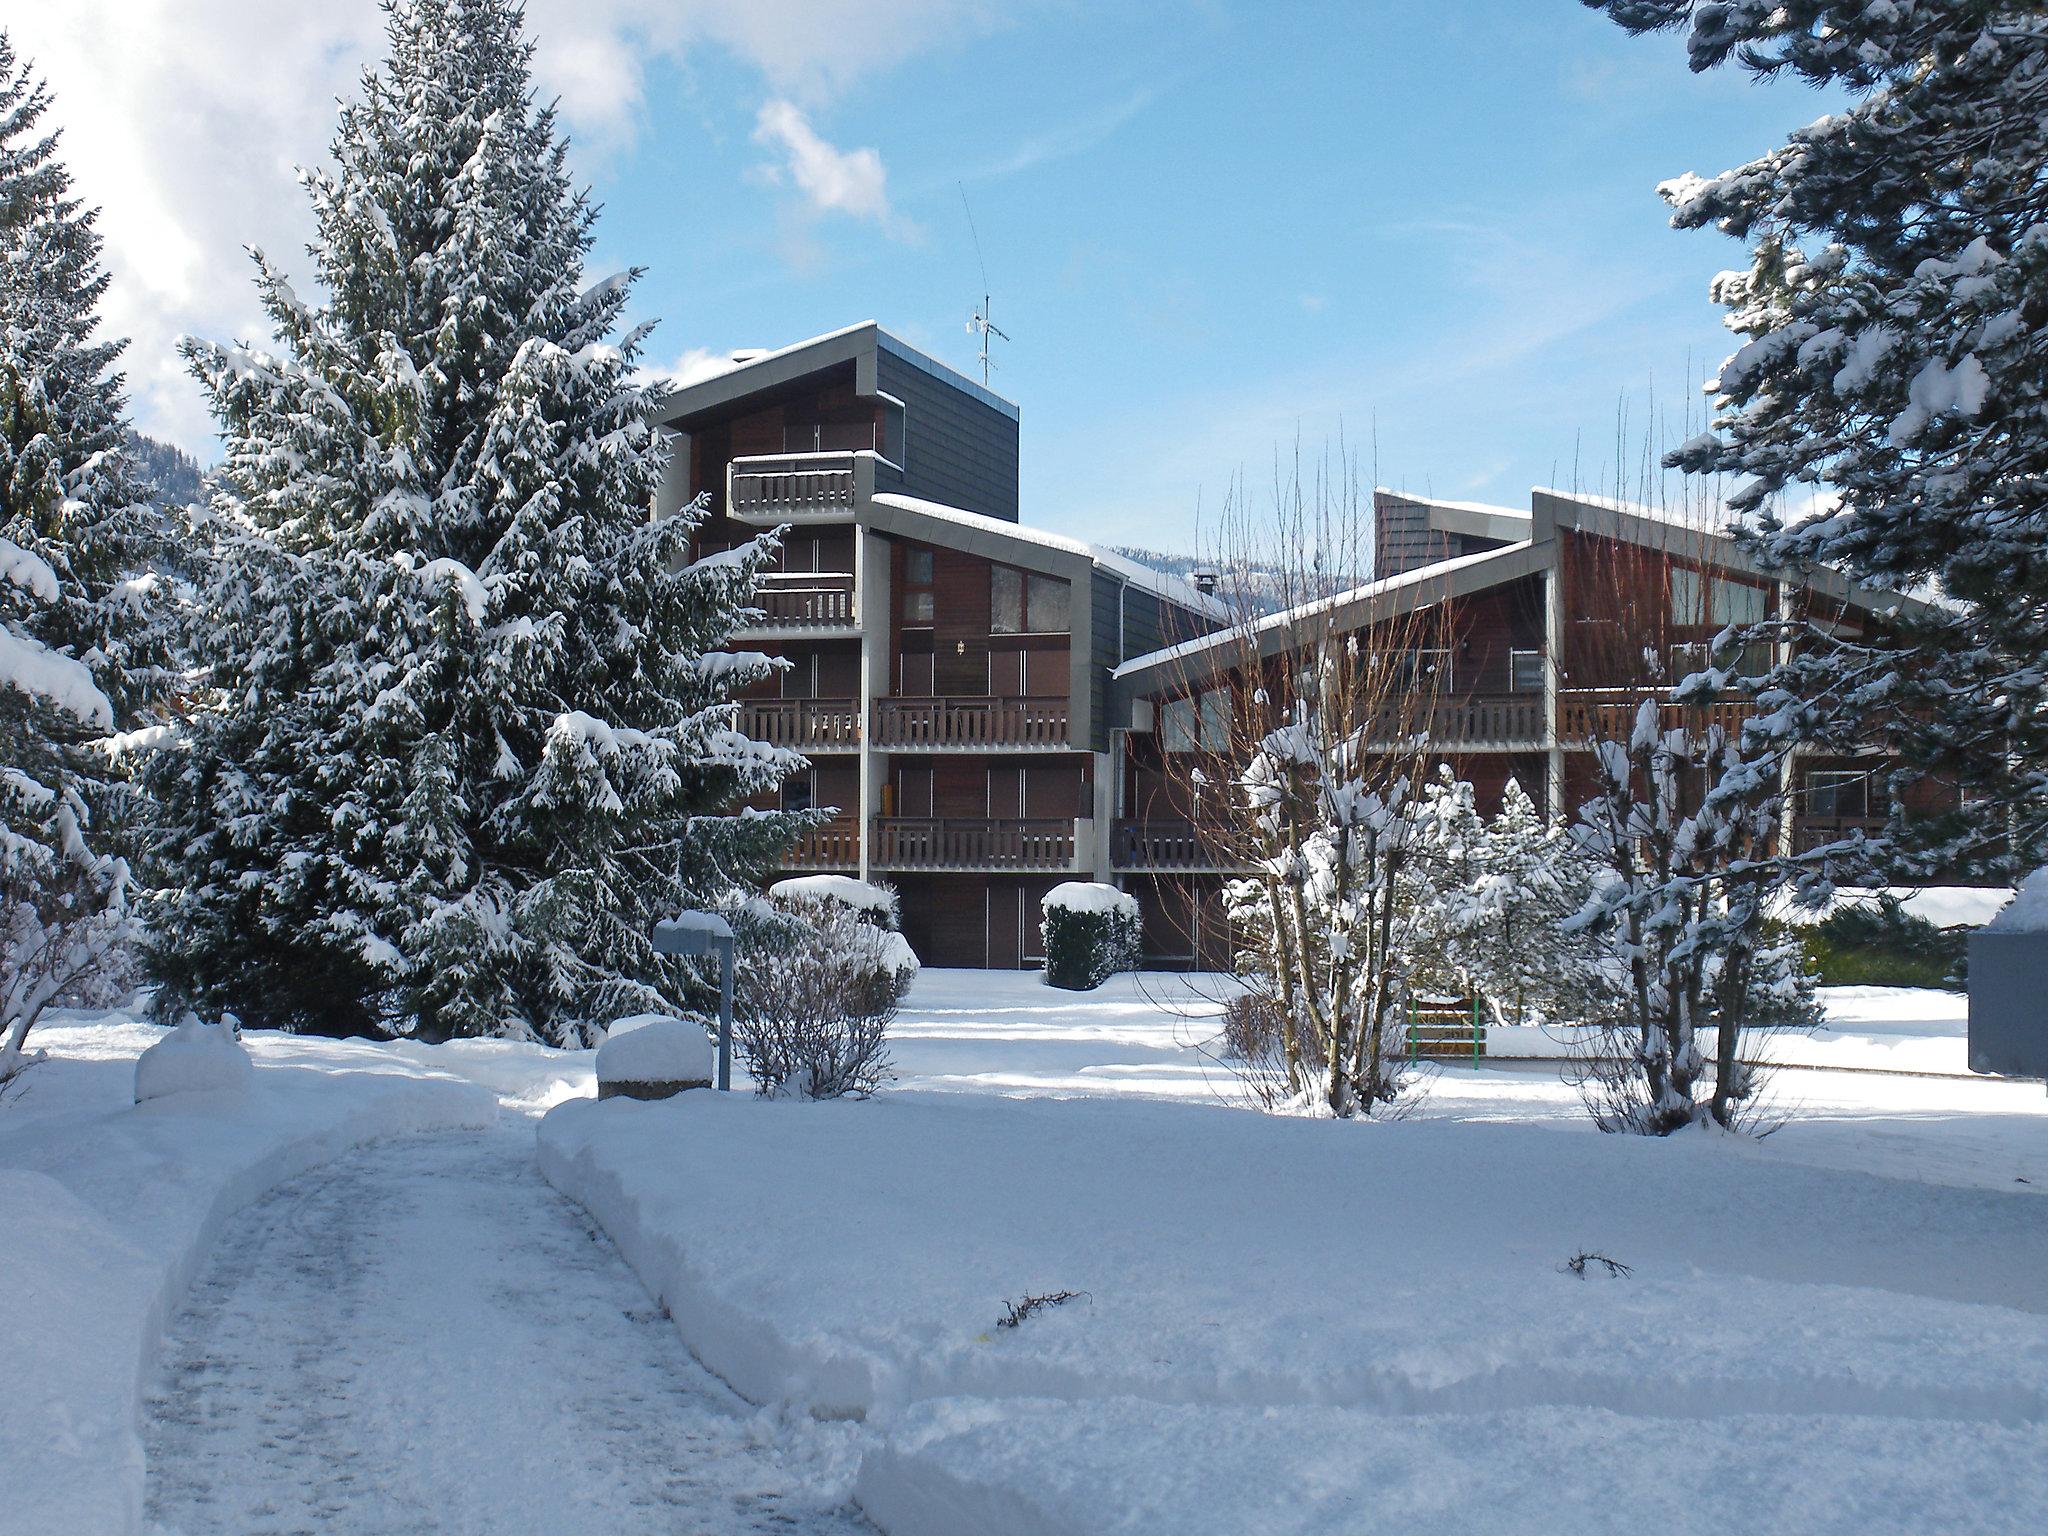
xmin=542 ymin=967 xmax=2048 ymax=1536
xmin=1 ymin=1013 xmax=503 ymax=1536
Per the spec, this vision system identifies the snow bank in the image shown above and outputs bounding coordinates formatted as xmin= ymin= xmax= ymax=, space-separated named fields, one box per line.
xmin=858 ymin=1396 xmax=2048 ymax=1536
xmin=133 ymin=1018 xmax=254 ymax=1101
xmin=1984 ymin=867 xmax=2048 ymax=935
xmin=540 ymin=1090 xmax=2048 ymax=1505
xmin=1777 ymin=885 xmax=2015 ymax=930
xmin=596 ymin=1016 xmax=713 ymax=1088
xmin=1040 ymin=881 xmax=1138 ymax=917
xmin=0 ymin=1032 xmax=496 ymax=1536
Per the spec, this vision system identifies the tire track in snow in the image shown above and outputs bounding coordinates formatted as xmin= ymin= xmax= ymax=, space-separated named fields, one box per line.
xmin=144 ymin=1127 xmax=873 ymax=1535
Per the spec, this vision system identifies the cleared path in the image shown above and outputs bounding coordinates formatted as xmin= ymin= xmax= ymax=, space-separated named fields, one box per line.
xmin=144 ymin=1127 xmax=872 ymax=1535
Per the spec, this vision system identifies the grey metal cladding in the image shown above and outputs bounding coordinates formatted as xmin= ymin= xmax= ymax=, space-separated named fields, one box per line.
xmin=1089 ymin=569 xmax=1123 ymax=753
xmin=876 ymin=347 xmax=1020 ymax=523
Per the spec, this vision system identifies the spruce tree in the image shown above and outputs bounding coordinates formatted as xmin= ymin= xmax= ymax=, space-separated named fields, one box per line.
xmin=0 ymin=33 xmax=171 ymax=1079
xmin=1589 ymin=1 xmax=2048 ymax=879
xmin=151 ymin=0 xmax=802 ymax=1044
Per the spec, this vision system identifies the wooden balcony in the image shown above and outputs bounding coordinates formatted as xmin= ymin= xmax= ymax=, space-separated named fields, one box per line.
xmin=778 ymin=818 xmax=860 ymax=870
xmin=1790 ymin=816 xmax=1889 ymax=854
xmin=1110 ymin=818 xmax=1247 ymax=873
xmin=1368 ymin=693 xmax=1545 ymax=749
xmin=728 ymin=452 xmax=863 ymax=522
xmin=740 ymin=573 xmax=856 ymax=632
xmin=1557 ymin=688 xmax=1754 ymax=744
xmin=871 ymin=817 xmax=1085 ymax=871
xmin=873 ymin=695 xmax=1071 ymax=750
xmin=736 ymin=698 xmax=860 ymax=752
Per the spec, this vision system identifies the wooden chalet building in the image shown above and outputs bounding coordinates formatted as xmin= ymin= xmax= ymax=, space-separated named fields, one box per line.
xmin=655 ymin=323 xmax=1226 ymax=968
xmin=1105 ymin=487 xmax=1946 ymax=969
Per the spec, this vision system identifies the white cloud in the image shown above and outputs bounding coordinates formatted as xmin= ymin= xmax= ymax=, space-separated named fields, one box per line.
xmin=752 ymin=100 xmax=892 ymax=223
xmin=8 ymin=1 xmax=993 ymax=451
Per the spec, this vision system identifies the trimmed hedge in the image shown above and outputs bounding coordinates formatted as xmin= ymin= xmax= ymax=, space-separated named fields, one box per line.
xmin=1041 ymin=884 xmax=1141 ymax=991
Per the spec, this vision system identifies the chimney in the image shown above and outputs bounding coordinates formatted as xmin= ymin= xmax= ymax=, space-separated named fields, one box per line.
xmin=1191 ymin=567 xmax=1220 ymax=596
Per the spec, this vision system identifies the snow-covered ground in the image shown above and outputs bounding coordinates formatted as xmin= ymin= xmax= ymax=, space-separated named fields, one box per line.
xmin=10 ymin=971 xmax=2043 ymax=1536
xmin=541 ymin=968 xmax=2048 ymax=1536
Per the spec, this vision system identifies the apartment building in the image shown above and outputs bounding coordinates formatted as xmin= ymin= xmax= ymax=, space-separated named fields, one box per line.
xmin=656 ymin=322 xmax=1224 ymax=968
xmin=1104 ymin=486 xmax=1947 ymax=967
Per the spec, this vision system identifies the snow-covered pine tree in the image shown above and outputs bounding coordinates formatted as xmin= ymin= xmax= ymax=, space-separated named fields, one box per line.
xmin=1589 ymin=1 xmax=2048 ymax=880
xmin=0 ymin=33 xmax=172 ymax=1080
xmin=149 ymin=0 xmax=804 ymax=1044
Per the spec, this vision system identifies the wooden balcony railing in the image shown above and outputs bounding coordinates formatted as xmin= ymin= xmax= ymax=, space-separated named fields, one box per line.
xmin=873 ymin=695 xmax=1071 ymax=749
xmin=778 ymin=818 xmax=860 ymax=870
xmin=729 ymin=452 xmax=859 ymax=520
xmin=1366 ymin=693 xmax=1545 ymax=748
xmin=1556 ymin=688 xmax=1754 ymax=744
xmin=1110 ymin=818 xmax=1246 ymax=872
xmin=1790 ymin=816 xmax=1889 ymax=854
xmin=871 ymin=817 xmax=1083 ymax=871
xmin=735 ymin=698 xmax=860 ymax=752
xmin=742 ymin=574 xmax=855 ymax=629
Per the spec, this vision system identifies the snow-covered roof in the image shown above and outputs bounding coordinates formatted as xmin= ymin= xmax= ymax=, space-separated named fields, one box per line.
xmin=1375 ymin=488 xmax=1533 ymax=523
xmin=871 ymin=492 xmax=1231 ymax=622
xmin=659 ymin=321 xmax=1019 ymax=423
xmin=1114 ymin=540 xmax=1540 ymax=684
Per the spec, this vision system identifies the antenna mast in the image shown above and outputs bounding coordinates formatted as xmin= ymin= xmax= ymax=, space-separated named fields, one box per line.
xmin=960 ymin=185 xmax=1009 ymax=387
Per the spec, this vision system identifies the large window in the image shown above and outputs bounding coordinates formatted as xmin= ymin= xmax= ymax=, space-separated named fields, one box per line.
xmin=1805 ymin=769 xmax=1872 ymax=820
xmin=1198 ymin=690 xmax=1230 ymax=751
xmin=1163 ymin=690 xmax=1230 ymax=753
xmin=992 ymin=566 xmax=1070 ymax=634
xmin=1673 ymin=567 xmax=1768 ymax=627
xmin=902 ymin=545 xmax=935 ymax=623
xmin=1508 ymin=648 xmax=1545 ymax=693
xmin=1162 ymin=696 xmax=1197 ymax=754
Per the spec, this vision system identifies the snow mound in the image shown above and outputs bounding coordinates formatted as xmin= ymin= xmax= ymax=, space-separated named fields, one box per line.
xmin=1042 ymin=881 xmax=1138 ymax=917
xmin=597 ymin=1017 xmax=713 ymax=1087
xmin=1984 ymin=868 xmax=2048 ymax=935
xmin=135 ymin=1019 xmax=255 ymax=1102
xmin=877 ymin=930 xmax=920 ymax=981
xmin=771 ymin=874 xmax=899 ymax=922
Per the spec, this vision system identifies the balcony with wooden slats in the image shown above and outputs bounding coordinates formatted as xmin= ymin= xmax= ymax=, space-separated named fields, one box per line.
xmin=1109 ymin=818 xmax=1249 ymax=873
xmin=736 ymin=572 xmax=858 ymax=635
xmin=870 ymin=817 xmax=1087 ymax=872
xmin=872 ymin=696 xmax=1071 ymax=751
xmin=1365 ymin=693 xmax=1546 ymax=750
xmin=735 ymin=698 xmax=860 ymax=753
xmin=777 ymin=818 xmax=861 ymax=871
xmin=1789 ymin=816 xmax=1890 ymax=854
xmin=1556 ymin=689 xmax=1754 ymax=744
xmin=728 ymin=451 xmax=863 ymax=523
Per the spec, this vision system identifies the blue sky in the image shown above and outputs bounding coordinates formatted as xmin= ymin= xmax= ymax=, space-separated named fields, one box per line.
xmin=20 ymin=1 xmax=1838 ymax=555
xmin=587 ymin=2 xmax=1832 ymax=552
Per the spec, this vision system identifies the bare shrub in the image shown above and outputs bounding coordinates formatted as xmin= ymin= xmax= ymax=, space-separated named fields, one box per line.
xmin=731 ymin=895 xmax=908 ymax=1098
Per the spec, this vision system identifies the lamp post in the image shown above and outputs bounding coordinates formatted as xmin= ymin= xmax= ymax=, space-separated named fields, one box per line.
xmin=651 ymin=911 xmax=735 ymax=1092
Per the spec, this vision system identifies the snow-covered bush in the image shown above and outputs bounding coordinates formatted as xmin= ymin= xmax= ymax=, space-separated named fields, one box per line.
xmin=730 ymin=892 xmax=910 ymax=1098
xmin=768 ymin=875 xmax=901 ymax=931
xmin=134 ymin=1016 xmax=254 ymax=1102
xmin=1040 ymin=883 xmax=1139 ymax=991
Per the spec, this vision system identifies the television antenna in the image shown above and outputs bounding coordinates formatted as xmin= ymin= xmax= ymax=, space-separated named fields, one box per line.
xmin=960 ymin=184 xmax=1009 ymax=386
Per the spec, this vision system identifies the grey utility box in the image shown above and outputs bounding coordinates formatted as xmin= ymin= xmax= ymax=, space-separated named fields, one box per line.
xmin=1967 ymin=932 xmax=2048 ymax=1080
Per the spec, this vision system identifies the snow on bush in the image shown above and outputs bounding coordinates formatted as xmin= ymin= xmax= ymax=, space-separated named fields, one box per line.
xmin=134 ymin=1016 xmax=255 ymax=1102
xmin=768 ymin=875 xmax=900 ymax=928
xmin=1040 ymin=882 xmax=1140 ymax=992
xmin=595 ymin=1015 xmax=713 ymax=1093
xmin=1984 ymin=867 xmax=2048 ymax=935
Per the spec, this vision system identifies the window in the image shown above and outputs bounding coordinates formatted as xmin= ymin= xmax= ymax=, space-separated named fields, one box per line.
xmin=1672 ymin=639 xmax=1773 ymax=679
xmin=1805 ymin=770 xmax=1871 ymax=820
xmin=1162 ymin=696 xmax=1197 ymax=754
xmin=1509 ymin=649 xmax=1544 ymax=693
xmin=1028 ymin=574 xmax=1069 ymax=633
xmin=902 ymin=545 xmax=935 ymax=624
xmin=1198 ymin=690 xmax=1230 ymax=752
xmin=1673 ymin=566 xmax=1768 ymax=626
xmin=1392 ymin=649 xmax=1452 ymax=694
xmin=992 ymin=566 xmax=1024 ymax=633
xmin=783 ymin=774 xmax=814 ymax=814
xmin=991 ymin=567 xmax=1071 ymax=634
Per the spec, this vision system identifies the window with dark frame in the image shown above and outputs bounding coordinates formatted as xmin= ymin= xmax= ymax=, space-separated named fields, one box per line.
xmin=991 ymin=564 xmax=1071 ymax=635
xmin=902 ymin=545 xmax=935 ymax=624
xmin=1805 ymin=769 xmax=1872 ymax=820
xmin=1509 ymin=649 xmax=1544 ymax=693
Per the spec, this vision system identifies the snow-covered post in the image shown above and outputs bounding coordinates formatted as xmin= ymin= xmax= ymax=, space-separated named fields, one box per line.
xmin=652 ymin=912 xmax=735 ymax=1091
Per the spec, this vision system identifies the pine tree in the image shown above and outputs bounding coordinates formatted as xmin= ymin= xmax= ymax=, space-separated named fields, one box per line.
xmin=0 ymin=33 xmax=171 ymax=1080
xmin=149 ymin=0 xmax=803 ymax=1044
xmin=1589 ymin=1 xmax=2048 ymax=880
